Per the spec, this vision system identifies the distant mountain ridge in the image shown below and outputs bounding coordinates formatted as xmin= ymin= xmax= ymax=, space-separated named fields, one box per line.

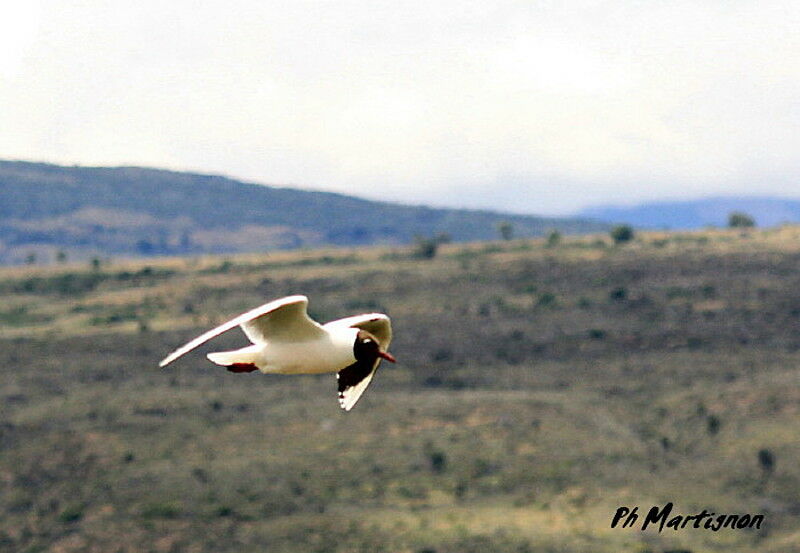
xmin=0 ymin=160 xmax=606 ymax=264
xmin=581 ymin=196 xmax=800 ymax=229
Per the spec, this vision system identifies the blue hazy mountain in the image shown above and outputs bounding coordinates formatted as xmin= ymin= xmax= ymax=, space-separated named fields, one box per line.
xmin=581 ymin=196 xmax=800 ymax=229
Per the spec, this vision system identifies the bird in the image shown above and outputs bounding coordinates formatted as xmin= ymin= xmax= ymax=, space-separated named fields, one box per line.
xmin=159 ymin=295 xmax=395 ymax=411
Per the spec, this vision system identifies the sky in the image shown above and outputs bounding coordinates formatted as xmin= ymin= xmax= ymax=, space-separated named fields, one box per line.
xmin=1 ymin=1 xmax=799 ymax=215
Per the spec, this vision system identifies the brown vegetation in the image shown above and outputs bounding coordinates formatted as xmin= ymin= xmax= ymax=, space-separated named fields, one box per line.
xmin=2 ymin=227 xmax=800 ymax=552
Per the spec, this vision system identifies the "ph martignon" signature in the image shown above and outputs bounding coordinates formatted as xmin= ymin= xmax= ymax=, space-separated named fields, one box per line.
xmin=611 ymin=502 xmax=764 ymax=532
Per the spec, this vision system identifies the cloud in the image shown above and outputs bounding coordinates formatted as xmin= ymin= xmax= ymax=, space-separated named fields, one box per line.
xmin=1 ymin=0 xmax=799 ymax=214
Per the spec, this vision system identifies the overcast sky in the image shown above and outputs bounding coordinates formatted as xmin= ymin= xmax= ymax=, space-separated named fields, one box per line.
xmin=1 ymin=1 xmax=799 ymax=215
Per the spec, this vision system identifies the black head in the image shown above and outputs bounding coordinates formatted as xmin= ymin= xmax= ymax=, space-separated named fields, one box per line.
xmin=354 ymin=330 xmax=396 ymax=364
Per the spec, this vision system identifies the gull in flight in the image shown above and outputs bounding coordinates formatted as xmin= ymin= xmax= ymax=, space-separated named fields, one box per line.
xmin=159 ymin=295 xmax=394 ymax=410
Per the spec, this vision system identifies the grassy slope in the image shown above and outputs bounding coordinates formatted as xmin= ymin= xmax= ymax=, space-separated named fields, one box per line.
xmin=1 ymin=227 xmax=800 ymax=552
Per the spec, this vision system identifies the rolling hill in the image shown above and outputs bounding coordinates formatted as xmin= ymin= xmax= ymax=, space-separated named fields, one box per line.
xmin=0 ymin=160 xmax=606 ymax=264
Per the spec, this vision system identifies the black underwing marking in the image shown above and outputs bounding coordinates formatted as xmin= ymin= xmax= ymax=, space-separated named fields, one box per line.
xmin=337 ymin=358 xmax=374 ymax=398
xmin=227 ymin=363 xmax=258 ymax=373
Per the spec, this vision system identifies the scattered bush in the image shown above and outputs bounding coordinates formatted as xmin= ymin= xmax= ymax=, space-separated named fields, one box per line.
xmin=610 ymin=225 xmax=635 ymax=244
xmin=413 ymin=236 xmax=440 ymax=259
xmin=428 ymin=450 xmax=447 ymax=473
xmin=609 ymin=287 xmax=627 ymax=302
xmin=729 ymin=211 xmax=756 ymax=228
xmin=546 ymin=229 xmax=561 ymax=247
xmin=707 ymin=415 xmax=721 ymax=435
xmin=758 ymin=448 xmax=775 ymax=475
xmin=497 ymin=221 xmax=514 ymax=241
xmin=588 ymin=329 xmax=606 ymax=340
xmin=58 ymin=504 xmax=84 ymax=523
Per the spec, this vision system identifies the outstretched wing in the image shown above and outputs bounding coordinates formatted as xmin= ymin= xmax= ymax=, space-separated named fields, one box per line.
xmin=159 ymin=295 xmax=324 ymax=367
xmin=239 ymin=296 xmax=325 ymax=344
xmin=326 ymin=313 xmax=392 ymax=411
xmin=337 ymin=357 xmax=379 ymax=411
xmin=323 ymin=313 xmax=392 ymax=349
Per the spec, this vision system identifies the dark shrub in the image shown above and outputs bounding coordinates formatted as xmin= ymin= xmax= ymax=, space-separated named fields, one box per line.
xmin=758 ymin=448 xmax=775 ymax=474
xmin=610 ymin=225 xmax=634 ymax=244
xmin=609 ymin=287 xmax=627 ymax=301
xmin=729 ymin=211 xmax=755 ymax=228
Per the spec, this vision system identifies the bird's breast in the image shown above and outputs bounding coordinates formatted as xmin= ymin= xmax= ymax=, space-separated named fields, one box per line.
xmin=263 ymin=334 xmax=356 ymax=374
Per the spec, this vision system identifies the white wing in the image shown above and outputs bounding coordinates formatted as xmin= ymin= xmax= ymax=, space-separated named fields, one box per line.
xmin=159 ymin=295 xmax=324 ymax=367
xmin=239 ymin=296 xmax=325 ymax=344
xmin=326 ymin=313 xmax=392 ymax=411
xmin=323 ymin=313 xmax=392 ymax=349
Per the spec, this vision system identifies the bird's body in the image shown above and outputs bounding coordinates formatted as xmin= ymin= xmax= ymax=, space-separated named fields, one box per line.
xmin=206 ymin=326 xmax=359 ymax=375
xmin=159 ymin=295 xmax=395 ymax=410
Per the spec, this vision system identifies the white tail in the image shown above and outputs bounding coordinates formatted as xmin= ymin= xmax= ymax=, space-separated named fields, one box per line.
xmin=206 ymin=345 xmax=262 ymax=367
